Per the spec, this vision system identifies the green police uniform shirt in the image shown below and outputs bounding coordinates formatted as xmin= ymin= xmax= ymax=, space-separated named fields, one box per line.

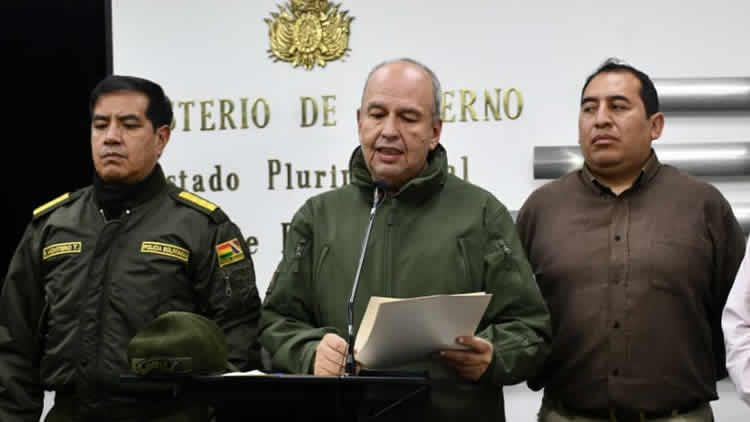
xmin=0 ymin=165 xmax=261 ymax=421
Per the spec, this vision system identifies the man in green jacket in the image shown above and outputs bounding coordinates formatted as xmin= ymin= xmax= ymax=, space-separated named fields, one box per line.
xmin=0 ymin=75 xmax=261 ymax=422
xmin=260 ymin=58 xmax=552 ymax=421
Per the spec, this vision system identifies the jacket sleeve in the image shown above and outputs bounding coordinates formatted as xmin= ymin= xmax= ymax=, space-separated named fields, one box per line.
xmin=0 ymin=225 xmax=45 ymax=422
xmin=259 ymin=202 xmax=339 ymax=374
xmin=193 ymin=219 xmax=262 ymax=371
xmin=710 ymin=196 xmax=747 ymax=380
xmin=476 ymin=199 xmax=552 ymax=387
xmin=723 ymin=238 xmax=750 ymax=405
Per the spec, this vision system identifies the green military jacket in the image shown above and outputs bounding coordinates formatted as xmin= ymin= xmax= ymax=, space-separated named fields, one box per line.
xmin=260 ymin=145 xmax=551 ymax=421
xmin=0 ymin=165 xmax=261 ymax=422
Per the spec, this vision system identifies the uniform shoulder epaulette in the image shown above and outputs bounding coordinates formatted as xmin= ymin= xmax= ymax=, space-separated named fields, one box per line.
xmin=170 ymin=189 xmax=228 ymax=224
xmin=32 ymin=191 xmax=81 ymax=220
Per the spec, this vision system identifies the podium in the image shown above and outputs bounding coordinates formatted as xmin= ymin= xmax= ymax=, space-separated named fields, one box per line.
xmin=119 ymin=370 xmax=429 ymax=421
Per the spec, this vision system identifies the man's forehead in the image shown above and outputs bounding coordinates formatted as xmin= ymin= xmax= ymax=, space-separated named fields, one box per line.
xmin=363 ymin=64 xmax=432 ymax=109
xmin=583 ymin=71 xmax=641 ymax=99
xmin=93 ymin=91 xmax=149 ymax=115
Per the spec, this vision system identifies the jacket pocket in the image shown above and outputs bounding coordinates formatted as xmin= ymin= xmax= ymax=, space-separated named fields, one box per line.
xmin=37 ymin=300 xmax=50 ymax=349
xmin=291 ymin=238 xmax=308 ymax=274
xmin=488 ymin=238 xmax=514 ymax=269
xmin=483 ymin=238 xmax=520 ymax=290
xmin=457 ymin=237 xmax=483 ymax=292
xmin=222 ymin=263 xmax=258 ymax=311
xmin=314 ymin=244 xmax=330 ymax=284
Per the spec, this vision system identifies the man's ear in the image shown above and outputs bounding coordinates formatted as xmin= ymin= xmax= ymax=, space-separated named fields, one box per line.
xmin=428 ymin=119 xmax=443 ymax=151
xmin=649 ymin=112 xmax=664 ymax=141
xmin=155 ymin=125 xmax=171 ymax=158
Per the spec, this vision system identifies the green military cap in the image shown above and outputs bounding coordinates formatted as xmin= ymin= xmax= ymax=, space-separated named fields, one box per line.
xmin=128 ymin=311 xmax=230 ymax=376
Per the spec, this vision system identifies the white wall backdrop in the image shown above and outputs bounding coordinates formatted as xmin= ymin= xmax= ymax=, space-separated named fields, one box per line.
xmin=112 ymin=0 xmax=750 ymax=299
xmin=57 ymin=0 xmax=750 ymax=420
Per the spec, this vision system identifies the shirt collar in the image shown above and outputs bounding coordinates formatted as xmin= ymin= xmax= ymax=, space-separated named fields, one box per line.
xmin=580 ymin=149 xmax=661 ymax=196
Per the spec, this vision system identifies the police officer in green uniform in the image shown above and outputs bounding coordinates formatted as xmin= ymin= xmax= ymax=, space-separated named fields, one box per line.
xmin=0 ymin=75 xmax=261 ymax=422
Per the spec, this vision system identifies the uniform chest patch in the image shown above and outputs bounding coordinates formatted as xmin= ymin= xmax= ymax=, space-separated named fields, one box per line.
xmin=216 ymin=238 xmax=245 ymax=267
xmin=43 ymin=242 xmax=82 ymax=260
xmin=141 ymin=241 xmax=190 ymax=263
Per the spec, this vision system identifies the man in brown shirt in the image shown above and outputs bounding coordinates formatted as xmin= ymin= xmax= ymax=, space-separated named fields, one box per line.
xmin=516 ymin=58 xmax=746 ymax=422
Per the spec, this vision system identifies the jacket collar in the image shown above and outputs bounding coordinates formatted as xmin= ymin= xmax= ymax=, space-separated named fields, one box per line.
xmin=93 ymin=164 xmax=167 ymax=216
xmin=349 ymin=143 xmax=448 ymax=204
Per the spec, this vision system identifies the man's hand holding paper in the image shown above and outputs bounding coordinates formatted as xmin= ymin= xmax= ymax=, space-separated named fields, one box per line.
xmin=439 ymin=336 xmax=493 ymax=381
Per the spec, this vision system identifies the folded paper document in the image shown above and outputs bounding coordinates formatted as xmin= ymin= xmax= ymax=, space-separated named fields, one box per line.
xmin=354 ymin=292 xmax=492 ymax=368
xmin=222 ymin=369 xmax=268 ymax=376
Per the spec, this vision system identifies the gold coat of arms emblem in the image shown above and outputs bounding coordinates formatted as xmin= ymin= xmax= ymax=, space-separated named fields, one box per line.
xmin=265 ymin=0 xmax=354 ymax=70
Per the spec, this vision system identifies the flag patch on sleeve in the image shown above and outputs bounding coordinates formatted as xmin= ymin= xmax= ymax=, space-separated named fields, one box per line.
xmin=216 ymin=238 xmax=245 ymax=267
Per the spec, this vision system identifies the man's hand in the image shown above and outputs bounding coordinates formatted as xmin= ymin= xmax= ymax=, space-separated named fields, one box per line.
xmin=313 ymin=333 xmax=349 ymax=376
xmin=439 ymin=336 xmax=493 ymax=381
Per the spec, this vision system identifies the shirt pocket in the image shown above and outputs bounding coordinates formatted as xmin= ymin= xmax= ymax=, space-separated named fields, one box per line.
xmin=648 ymin=234 xmax=711 ymax=296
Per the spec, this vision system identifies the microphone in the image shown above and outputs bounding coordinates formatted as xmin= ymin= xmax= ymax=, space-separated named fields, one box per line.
xmin=345 ymin=180 xmax=388 ymax=376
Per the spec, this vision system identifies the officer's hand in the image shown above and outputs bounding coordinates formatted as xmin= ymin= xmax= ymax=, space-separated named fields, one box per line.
xmin=439 ymin=336 xmax=493 ymax=381
xmin=314 ymin=333 xmax=349 ymax=376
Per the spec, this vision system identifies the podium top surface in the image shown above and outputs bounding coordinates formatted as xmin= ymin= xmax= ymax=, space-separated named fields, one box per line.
xmin=119 ymin=371 xmax=429 ymax=399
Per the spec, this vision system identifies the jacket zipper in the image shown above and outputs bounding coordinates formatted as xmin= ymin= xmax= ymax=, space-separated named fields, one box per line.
xmin=80 ymin=208 xmax=129 ymax=393
xmin=95 ymin=209 xmax=130 ymax=359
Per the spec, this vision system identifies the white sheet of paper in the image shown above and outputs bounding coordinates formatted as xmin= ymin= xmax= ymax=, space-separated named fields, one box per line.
xmin=354 ymin=292 xmax=492 ymax=368
xmin=222 ymin=369 xmax=268 ymax=376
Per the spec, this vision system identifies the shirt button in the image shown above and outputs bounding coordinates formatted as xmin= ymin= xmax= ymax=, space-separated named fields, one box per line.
xmin=614 ymin=235 xmax=621 ymax=241
xmin=613 ymin=321 xmax=620 ymax=329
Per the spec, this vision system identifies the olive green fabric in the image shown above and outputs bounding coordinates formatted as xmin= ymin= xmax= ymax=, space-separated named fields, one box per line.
xmin=0 ymin=165 xmax=260 ymax=422
xmin=260 ymin=145 xmax=552 ymax=421
xmin=128 ymin=311 xmax=229 ymax=376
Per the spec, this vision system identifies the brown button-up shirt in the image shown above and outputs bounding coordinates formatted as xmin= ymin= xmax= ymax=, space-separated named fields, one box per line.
xmin=516 ymin=151 xmax=746 ymax=412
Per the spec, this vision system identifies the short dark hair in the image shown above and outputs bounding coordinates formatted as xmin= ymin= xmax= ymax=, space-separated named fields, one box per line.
xmin=581 ymin=58 xmax=659 ymax=117
xmin=89 ymin=75 xmax=173 ymax=130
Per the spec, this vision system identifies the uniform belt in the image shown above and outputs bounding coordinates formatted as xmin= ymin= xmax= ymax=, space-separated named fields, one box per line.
xmin=553 ymin=399 xmax=704 ymax=422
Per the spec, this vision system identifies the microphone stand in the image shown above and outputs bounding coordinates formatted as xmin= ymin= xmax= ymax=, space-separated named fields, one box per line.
xmin=345 ymin=183 xmax=385 ymax=376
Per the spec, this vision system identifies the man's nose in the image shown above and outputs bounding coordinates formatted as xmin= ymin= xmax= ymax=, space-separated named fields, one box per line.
xmin=381 ymin=114 xmax=398 ymax=139
xmin=104 ymin=123 xmax=123 ymax=142
xmin=594 ymin=106 xmax=612 ymax=127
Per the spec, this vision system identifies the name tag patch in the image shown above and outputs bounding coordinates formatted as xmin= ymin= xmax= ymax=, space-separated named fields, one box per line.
xmin=141 ymin=241 xmax=190 ymax=263
xmin=131 ymin=357 xmax=192 ymax=375
xmin=216 ymin=238 xmax=245 ymax=267
xmin=43 ymin=242 xmax=82 ymax=260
